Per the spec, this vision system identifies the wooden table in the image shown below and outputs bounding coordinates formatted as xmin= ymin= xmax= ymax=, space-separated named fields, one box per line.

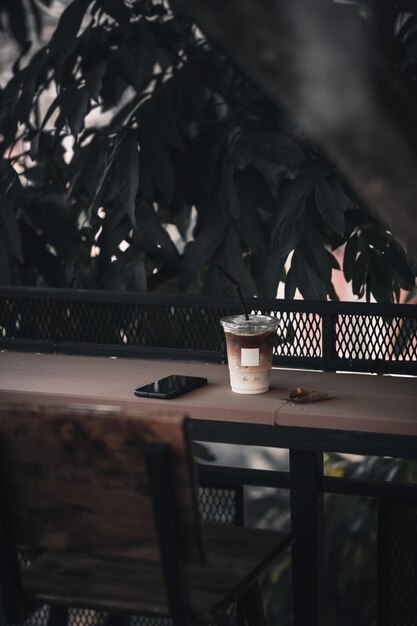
xmin=1 ymin=350 xmax=417 ymax=626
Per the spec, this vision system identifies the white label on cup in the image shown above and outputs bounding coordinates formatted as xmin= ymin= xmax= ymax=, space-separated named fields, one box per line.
xmin=241 ymin=348 xmax=259 ymax=366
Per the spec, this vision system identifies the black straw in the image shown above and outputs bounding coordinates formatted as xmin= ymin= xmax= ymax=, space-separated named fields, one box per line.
xmin=216 ymin=265 xmax=249 ymax=320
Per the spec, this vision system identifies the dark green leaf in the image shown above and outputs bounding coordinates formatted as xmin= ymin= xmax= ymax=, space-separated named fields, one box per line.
xmin=403 ymin=31 xmax=417 ymax=63
xmin=110 ymin=49 xmax=141 ymax=90
xmin=97 ymin=0 xmax=130 ymax=29
xmin=284 ymin=161 xmax=334 ymax=206
xmin=262 ymin=249 xmax=286 ymax=298
xmin=292 ymin=250 xmax=328 ymax=300
xmin=51 ymin=0 xmax=91 ymax=53
xmin=238 ymin=165 xmax=278 ymax=217
xmin=314 ymin=179 xmax=345 ymax=236
xmin=224 ymin=165 xmax=240 ymax=218
xmin=40 ymin=91 xmax=65 ymax=131
xmin=180 ymin=224 xmax=226 ymax=290
xmin=299 ymin=230 xmax=332 ymax=285
xmin=115 ymin=133 xmax=139 ymax=227
xmin=333 ymin=179 xmax=354 ymax=212
xmin=12 ymin=41 xmax=32 ymax=75
xmin=343 ymin=234 xmax=357 ymax=282
xmin=284 ymin=266 xmax=297 ymax=299
xmin=29 ymin=132 xmax=41 ymax=159
xmin=272 ymin=160 xmax=333 ymax=250
xmin=244 ymin=131 xmax=304 ymax=166
xmin=100 ymin=66 xmax=127 ymax=109
xmin=20 ymin=224 xmax=66 ymax=287
xmin=235 ymin=196 xmax=266 ymax=257
xmin=5 ymin=0 xmax=28 ymax=48
xmin=61 ymin=87 xmax=89 ymax=137
xmin=327 ymin=281 xmax=340 ymax=302
xmin=88 ymin=142 xmax=119 ymax=218
xmin=54 ymin=112 xmax=67 ymax=139
xmin=136 ymin=201 xmax=178 ymax=258
xmin=0 ymin=161 xmax=21 ymax=196
xmin=388 ymin=239 xmax=415 ymax=287
xmin=362 ymin=226 xmax=389 ymax=250
xmin=139 ymin=112 xmax=175 ymax=204
xmin=327 ymin=250 xmax=340 ymax=270
xmin=85 ymin=61 xmax=107 ymax=102
xmin=367 ymin=253 xmax=392 ymax=303
xmin=24 ymin=164 xmax=49 ymax=186
xmin=16 ymin=74 xmax=36 ymax=123
xmin=96 ymin=211 xmax=130 ymax=260
xmin=0 ymin=201 xmax=23 ymax=263
xmin=277 ymin=198 xmax=306 ymax=257
xmin=0 ymin=241 xmax=11 ymax=284
xmin=124 ymin=254 xmax=147 ymax=292
xmin=0 ymin=76 xmax=20 ymax=139
xmin=398 ymin=13 xmax=417 ymax=42
xmin=28 ymin=0 xmax=43 ymax=37
xmin=155 ymin=95 xmax=184 ymax=151
xmin=352 ymin=251 xmax=367 ymax=297
xmin=173 ymin=205 xmax=193 ymax=241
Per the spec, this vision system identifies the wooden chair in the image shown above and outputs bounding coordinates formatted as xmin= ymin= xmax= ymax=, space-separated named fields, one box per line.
xmin=0 ymin=403 xmax=291 ymax=626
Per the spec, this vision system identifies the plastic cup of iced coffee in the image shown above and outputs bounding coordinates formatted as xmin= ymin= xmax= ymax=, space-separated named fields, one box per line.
xmin=220 ymin=314 xmax=278 ymax=394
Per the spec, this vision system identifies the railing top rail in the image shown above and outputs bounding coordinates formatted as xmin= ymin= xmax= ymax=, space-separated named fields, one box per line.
xmin=0 ymin=286 xmax=416 ymax=316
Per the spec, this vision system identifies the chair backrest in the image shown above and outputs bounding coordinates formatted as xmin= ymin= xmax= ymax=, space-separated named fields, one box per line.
xmin=0 ymin=402 xmax=204 ymax=565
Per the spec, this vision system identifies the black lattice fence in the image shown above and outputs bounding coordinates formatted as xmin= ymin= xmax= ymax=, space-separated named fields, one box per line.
xmin=336 ymin=313 xmax=417 ymax=365
xmin=1 ymin=288 xmax=416 ymax=374
xmin=378 ymin=500 xmax=417 ymax=626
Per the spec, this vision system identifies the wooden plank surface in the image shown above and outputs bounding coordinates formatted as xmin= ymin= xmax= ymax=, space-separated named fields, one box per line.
xmin=0 ymin=352 xmax=286 ymax=425
xmin=273 ymin=369 xmax=417 ymax=436
xmin=0 ymin=403 xmax=203 ymax=563
xmin=23 ymin=525 xmax=291 ymax=616
xmin=0 ymin=351 xmax=416 ymax=435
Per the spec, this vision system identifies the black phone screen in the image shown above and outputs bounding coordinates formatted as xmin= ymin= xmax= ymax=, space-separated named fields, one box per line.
xmin=134 ymin=375 xmax=207 ymax=399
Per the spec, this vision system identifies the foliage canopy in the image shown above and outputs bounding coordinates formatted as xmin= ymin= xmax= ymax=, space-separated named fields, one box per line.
xmin=0 ymin=0 xmax=416 ymax=301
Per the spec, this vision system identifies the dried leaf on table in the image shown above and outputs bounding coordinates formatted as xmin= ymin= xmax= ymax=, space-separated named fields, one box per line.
xmin=286 ymin=386 xmax=335 ymax=403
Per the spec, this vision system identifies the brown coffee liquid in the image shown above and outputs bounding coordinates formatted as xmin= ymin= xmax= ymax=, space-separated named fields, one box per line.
xmin=225 ymin=330 xmax=275 ymax=358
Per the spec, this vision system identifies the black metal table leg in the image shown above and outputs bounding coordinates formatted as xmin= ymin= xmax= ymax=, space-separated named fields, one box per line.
xmin=289 ymin=449 xmax=325 ymax=626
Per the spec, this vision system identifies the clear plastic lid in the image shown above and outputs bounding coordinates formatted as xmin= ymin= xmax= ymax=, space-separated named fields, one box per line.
xmin=220 ymin=314 xmax=278 ymax=334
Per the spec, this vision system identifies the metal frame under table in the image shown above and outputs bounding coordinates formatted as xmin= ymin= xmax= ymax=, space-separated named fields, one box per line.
xmin=0 ymin=351 xmax=416 ymax=626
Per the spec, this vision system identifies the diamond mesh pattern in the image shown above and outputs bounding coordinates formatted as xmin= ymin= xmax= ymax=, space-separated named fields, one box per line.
xmin=0 ymin=297 xmax=57 ymax=344
xmin=67 ymin=610 xmax=108 ymax=626
xmin=57 ymin=300 xmax=237 ymax=353
xmin=2 ymin=291 xmax=416 ymax=373
xmin=337 ymin=315 xmax=417 ymax=362
xmin=0 ymin=295 xmax=323 ymax=362
xmin=0 ymin=296 xmax=233 ymax=355
xmin=272 ymin=311 xmax=321 ymax=358
xmin=199 ymin=484 xmax=244 ymax=526
xmin=379 ymin=501 xmax=417 ymax=626
xmin=0 ymin=295 xmax=324 ymax=363
xmin=0 ymin=598 xmax=50 ymax=626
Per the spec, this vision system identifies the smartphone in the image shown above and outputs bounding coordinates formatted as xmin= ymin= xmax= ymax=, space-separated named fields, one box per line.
xmin=134 ymin=374 xmax=207 ymax=399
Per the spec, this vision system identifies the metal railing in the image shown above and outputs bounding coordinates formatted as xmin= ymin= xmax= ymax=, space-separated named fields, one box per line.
xmin=1 ymin=286 xmax=416 ymax=374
